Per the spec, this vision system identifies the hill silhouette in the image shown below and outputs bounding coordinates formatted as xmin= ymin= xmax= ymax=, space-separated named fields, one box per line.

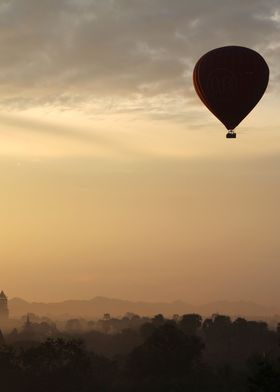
xmin=8 ymin=297 xmax=278 ymax=319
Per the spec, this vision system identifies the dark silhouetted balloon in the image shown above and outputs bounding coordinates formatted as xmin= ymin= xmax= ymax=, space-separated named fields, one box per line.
xmin=193 ymin=46 xmax=269 ymax=135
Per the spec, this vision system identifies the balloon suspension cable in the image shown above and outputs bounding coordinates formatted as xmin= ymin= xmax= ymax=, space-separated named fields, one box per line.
xmin=226 ymin=130 xmax=237 ymax=139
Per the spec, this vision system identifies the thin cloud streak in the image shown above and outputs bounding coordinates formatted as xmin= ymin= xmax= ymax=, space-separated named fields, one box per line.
xmin=0 ymin=112 xmax=158 ymax=158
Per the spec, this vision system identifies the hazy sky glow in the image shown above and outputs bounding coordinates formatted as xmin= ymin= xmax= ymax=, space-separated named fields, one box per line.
xmin=1 ymin=0 xmax=280 ymax=305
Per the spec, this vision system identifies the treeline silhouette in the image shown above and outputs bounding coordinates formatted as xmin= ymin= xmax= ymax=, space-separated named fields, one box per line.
xmin=1 ymin=313 xmax=280 ymax=391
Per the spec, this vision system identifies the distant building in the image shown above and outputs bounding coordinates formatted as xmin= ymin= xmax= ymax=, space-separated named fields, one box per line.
xmin=24 ymin=313 xmax=32 ymax=331
xmin=0 ymin=291 xmax=9 ymax=321
xmin=0 ymin=329 xmax=4 ymax=345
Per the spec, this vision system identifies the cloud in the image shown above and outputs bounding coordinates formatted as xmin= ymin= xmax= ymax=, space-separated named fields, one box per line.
xmin=0 ymin=111 xmax=152 ymax=158
xmin=0 ymin=0 xmax=279 ymax=110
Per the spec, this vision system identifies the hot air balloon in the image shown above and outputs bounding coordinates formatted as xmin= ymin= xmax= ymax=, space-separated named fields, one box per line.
xmin=193 ymin=46 xmax=269 ymax=138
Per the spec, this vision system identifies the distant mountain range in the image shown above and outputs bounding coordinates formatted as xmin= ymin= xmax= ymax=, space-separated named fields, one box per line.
xmin=8 ymin=297 xmax=279 ymax=320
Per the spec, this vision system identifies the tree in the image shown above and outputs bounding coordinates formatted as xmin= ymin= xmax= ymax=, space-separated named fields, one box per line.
xmin=0 ymin=344 xmax=20 ymax=390
xmin=248 ymin=355 xmax=280 ymax=392
xmin=152 ymin=314 xmax=165 ymax=327
xmin=19 ymin=338 xmax=93 ymax=392
xmin=127 ymin=324 xmax=204 ymax=379
xmin=139 ymin=322 xmax=156 ymax=339
xmin=179 ymin=314 xmax=202 ymax=335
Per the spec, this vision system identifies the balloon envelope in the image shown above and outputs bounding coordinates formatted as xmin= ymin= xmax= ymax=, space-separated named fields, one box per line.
xmin=193 ymin=46 xmax=269 ymax=130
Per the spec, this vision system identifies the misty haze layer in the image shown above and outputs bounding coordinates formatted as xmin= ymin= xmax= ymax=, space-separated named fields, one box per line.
xmin=1 ymin=0 xmax=280 ymax=305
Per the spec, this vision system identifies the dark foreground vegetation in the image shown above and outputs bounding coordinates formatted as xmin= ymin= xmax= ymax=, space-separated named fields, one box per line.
xmin=1 ymin=313 xmax=280 ymax=391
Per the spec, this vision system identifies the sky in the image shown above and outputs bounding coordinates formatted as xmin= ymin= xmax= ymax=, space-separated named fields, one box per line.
xmin=1 ymin=0 xmax=280 ymax=305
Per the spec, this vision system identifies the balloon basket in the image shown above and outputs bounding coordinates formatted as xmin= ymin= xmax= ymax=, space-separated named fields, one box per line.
xmin=226 ymin=131 xmax=236 ymax=139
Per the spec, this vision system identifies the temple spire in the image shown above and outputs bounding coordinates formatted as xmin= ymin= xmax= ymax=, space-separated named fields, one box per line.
xmin=0 ymin=291 xmax=7 ymax=300
xmin=0 ymin=290 xmax=9 ymax=321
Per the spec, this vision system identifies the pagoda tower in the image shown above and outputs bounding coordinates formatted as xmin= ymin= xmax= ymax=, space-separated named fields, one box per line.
xmin=0 ymin=291 xmax=9 ymax=321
